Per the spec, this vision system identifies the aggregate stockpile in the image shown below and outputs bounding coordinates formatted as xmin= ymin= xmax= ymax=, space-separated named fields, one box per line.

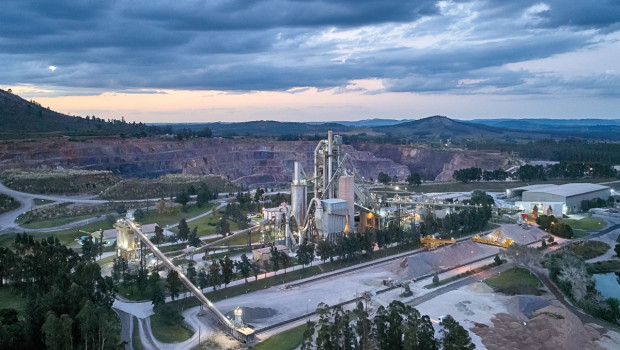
xmin=398 ymin=224 xmax=546 ymax=280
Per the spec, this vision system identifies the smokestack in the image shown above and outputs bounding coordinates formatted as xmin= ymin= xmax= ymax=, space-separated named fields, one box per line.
xmin=328 ymin=131 xmax=333 ymax=198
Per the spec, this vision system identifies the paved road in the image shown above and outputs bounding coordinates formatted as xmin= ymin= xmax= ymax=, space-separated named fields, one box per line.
xmin=113 ymin=308 xmax=133 ymax=350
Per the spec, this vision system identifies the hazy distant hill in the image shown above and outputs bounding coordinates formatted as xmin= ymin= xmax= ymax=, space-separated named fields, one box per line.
xmin=468 ymin=118 xmax=620 ymax=139
xmin=373 ymin=115 xmax=516 ymax=139
xmin=0 ymin=89 xmax=166 ymax=139
xmin=158 ymin=120 xmax=369 ymax=137
xmin=309 ymin=118 xmax=414 ymax=127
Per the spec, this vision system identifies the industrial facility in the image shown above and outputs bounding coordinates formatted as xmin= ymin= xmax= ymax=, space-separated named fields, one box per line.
xmin=511 ymin=183 xmax=611 ymax=215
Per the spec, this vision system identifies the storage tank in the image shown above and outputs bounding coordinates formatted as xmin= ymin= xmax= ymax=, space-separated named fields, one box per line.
xmin=338 ymin=175 xmax=355 ymax=233
xmin=291 ymin=161 xmax=307 ymax=227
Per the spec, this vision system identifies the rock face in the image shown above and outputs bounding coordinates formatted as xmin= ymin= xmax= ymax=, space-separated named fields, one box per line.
xmin=0 ymin=137 xmax=514 ymax=187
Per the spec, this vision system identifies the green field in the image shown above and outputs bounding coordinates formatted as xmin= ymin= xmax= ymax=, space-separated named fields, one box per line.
xmin=588 ymin=260 xmax=620 ymax=274
xmin=561 ymin=217 xmax=607 ymax=231
xmin=33 ymin=198 xmax=55 ymax=205
xmin=562 ymin=241 xmax=610 ymax=260
xmin=251 ymin=324 xmax=306 ymax=350
xmin=138 ymin=203 xmax=217 ymax=227
xmin=485 ymin=267 xmax=541 ymax=289
xmin=19 ymin=213 xmax=101 ymax=229
xmin=150 ymin=308 xmax=194 ymax=343
xmin=0 ymin=287 xmax=28 ymax=315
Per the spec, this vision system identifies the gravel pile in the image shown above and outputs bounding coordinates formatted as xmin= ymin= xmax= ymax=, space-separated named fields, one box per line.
xmin=403 ymin=241 xmax=500 ymax=279
xmin=502 ymin=224 xmax=546 ymax=244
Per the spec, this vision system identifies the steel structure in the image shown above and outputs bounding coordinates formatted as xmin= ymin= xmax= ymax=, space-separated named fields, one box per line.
xmin=116 ymin=218 xmax=254 ymax=342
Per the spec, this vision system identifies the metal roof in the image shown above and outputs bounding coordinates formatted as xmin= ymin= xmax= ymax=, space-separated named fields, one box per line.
xmin=524 ymin=183 xmax=609 ymax=197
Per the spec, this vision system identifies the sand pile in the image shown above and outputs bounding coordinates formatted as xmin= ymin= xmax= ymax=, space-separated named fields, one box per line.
xmin=404 ymin=241 xmax=500 ymax=279
xmin=502 ymin=224 xmax=546 ymax=244
xmin=471 ymin=306 xmax=603 ymax=350
xmin=468 ymin=282 xmax=494 ymax=293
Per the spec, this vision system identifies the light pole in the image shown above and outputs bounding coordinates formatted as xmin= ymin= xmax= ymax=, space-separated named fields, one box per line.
xmin=306 ymin=298 xmax=312 ymax=321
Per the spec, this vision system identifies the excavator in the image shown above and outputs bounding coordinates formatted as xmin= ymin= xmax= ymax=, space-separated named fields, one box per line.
xmin=472 ymin=228 xmax=513 ymax=248
xmin=420 ymin=235 xmax=456 ymax=251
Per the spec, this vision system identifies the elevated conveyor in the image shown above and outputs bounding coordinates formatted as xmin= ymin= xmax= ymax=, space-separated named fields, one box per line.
xmin=124 ymin=219 xmax=253 ymax=341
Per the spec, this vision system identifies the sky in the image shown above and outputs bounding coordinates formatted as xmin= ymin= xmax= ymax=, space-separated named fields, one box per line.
xmin=1 ymin=0 xmax=620 ymax=123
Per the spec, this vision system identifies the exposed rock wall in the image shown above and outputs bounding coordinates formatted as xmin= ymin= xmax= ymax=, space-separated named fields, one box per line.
xmin=0 ymin=137 xmax=512 ymax=186
xmin=0 ymin=137 xmax=409 ymax=187
xmin=352 ymin=143 xmax=507 ymax=181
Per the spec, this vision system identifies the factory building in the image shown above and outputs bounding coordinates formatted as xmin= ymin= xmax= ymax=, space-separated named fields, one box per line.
xmin=511 ymin=183 xmax=611 ymax=214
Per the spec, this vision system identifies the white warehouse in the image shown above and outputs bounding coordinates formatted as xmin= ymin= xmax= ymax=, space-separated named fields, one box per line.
xmin=517 ymin=183 xmax=611 ymax=214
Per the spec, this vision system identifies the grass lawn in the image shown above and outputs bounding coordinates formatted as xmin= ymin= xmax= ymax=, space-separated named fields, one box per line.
xmin=19 ymin=213 xmax=102 ymax=229
xmin=561 ymin=241 xmax=610 ymax=260
xmin=140 ymin=204 xmax=217 ymax=228
xmin=96 ymin=255 xmax=116 ymax=266
xmin=485 ymin=267 xmax=541 ymax=289
xmin=33 ymin=198 xmax=55 ymax=205
xmin=251 ymin=323 xmax=306 ymax=350
xmin=561 ymin=217 xmax=607 ymax=231
xmin=0 ymin=286 xmax=28 ymax=315
xmin=572 ymin=230 xmax=589 ymax=239
xmin=150 ymin=310 xmax=194 ymax=343
xmin=0 ymin=219 xmax=115 ymax=248
xmin=588 ymin=260 xmax=620 ymax=274
xmin=132 ymin=316 xmax=144 ymax=350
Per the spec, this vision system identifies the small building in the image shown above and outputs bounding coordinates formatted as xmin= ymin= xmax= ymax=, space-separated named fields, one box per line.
xmin=252 ymin=245 xmax=289 ymax=261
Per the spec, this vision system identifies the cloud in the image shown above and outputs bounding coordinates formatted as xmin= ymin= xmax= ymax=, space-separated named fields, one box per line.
xmin=0 ymin=0 xmax=618 ymax=100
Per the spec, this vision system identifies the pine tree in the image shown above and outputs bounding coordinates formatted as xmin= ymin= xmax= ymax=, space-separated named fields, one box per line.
xmin=177 ymin=218 xmax=190 ymax=241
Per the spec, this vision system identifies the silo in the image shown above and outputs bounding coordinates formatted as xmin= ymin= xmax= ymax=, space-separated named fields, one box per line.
xmin=338 ymin=175 xmax=355 ymax=233
xmin=291 ymin=161 xmax=307 ymax=228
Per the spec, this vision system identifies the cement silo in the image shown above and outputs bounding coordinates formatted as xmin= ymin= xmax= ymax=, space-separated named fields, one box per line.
xmin=338 ymin=174 xmax=355 ymax=233
xmin=291 ymin=161 xmax=307 ymax=229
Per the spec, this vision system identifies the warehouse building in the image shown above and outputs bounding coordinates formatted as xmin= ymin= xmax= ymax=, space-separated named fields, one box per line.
xmin=511 ymin=183 xmax=611 ymax=214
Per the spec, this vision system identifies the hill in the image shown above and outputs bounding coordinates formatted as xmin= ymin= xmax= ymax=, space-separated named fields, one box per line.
xmin=157 ymin=120 xmax=370 ymax=138
xmin=468 ymin=118 xmax=620 ymax=139
xmin=0 ymin=89 xmax=168 ymax=139
xmin=374 ymin=115 xmax=518 ymax=139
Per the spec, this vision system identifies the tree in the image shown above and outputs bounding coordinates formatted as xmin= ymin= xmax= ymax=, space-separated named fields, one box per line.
xmin=177 ymin=218 xmax=190 ymax=242
xmin=208 ymin=259 xmax=222 ymax=291
xmin=615 ymin=242 xmax=620 ymax=258
xmin=317 ymin=238 xmax=334 ymax=263
xmin=220 ymin=256 xmax=235 ymax=288
xmin=215 ymin=217 xmax=230 ymax=237
xmin=503 ymin=243 xmax=542 ymax=268
xmin=153 ymin=225 xmax=165 ymax=246
xmin=378 ymin=172 xmax=391 ymax=185
xmin=439 ymin=315 xmax=475 ymax=350
xmin=42 ymin=312 xmax=73 ymax=350
xmin=550 ymin=222 xmax=574 ymax=239
xmin=186 ymin=261 xmax=197 ymax=286
xmin=470 ymin=190 xmax=494 ymax=207
xmin=167 ymin=270 xmax=182 ymax=300
xmin=407 ymin=172 xmax=422 ymax=187
xmin=296 ymin=241 xmax=311 ymax=267
xmin=432 ymin=273 xmax=440 ymax=287
xmin=175 ymin=190 xmax=190 ymax=207
xmin=280 ymin=251 xmax=291 ymax=273
xmin=301 ymin=320 xmax=316 ymax=350
xmin=81 ymin=237 xmax=98 ymax=262
xmin=196 ymin=184 xmax=213 ymax=207
xmin=494 ymin=254 xmax=503 ymax=266
xmin=236 ymin=254 xmax=252 ymax=282
xmin=133 ymin=208 xmax=145 ymax=222
xmin=116 ymin=203 xmax=127 ymax=215
xmin=251 ymin=261 xmax=260 ymax=281
xmin=269 ymin=245 xmax=280 ymax=274
xmin=149 ymin=272 xmax=165 ymax=308
xmin=198 ymin=269 xmax=208 ymax=292
xmin=188 ymin=227 xmax=201 ymax=247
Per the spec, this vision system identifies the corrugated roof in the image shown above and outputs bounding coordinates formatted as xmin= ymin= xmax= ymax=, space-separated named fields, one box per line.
xmin=525 ymin=183 xmax=609 ymax=197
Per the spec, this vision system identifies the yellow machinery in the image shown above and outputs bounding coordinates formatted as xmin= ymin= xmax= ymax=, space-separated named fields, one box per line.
xmin=472 ymin=228 xmax=514 ymax=248
xmin=420 ymin=235 xmax=456 ymax=251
